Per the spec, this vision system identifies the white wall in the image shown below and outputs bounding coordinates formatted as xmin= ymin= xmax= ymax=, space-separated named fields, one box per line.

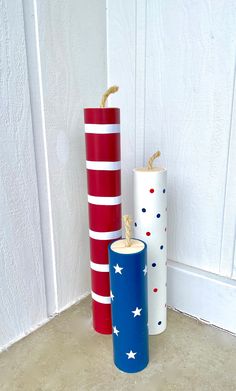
xmin=0 ymin=0 xmax=107 ymax=350
xmin=107 ymin=0 xmax=236 ymax=332
xmin=0 ymin=0 xmax=47 ymax=350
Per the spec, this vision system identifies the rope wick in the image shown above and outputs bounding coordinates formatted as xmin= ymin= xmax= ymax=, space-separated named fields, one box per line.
xmin=123 ymin=215 xmax=132 ymax=247
xmin=100 ymin=86 xmax=119 ymax=108
xmin=147 ymin=151 xmax=161 ymax=170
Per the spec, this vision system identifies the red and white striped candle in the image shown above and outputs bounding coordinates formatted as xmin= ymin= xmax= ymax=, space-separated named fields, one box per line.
xmin=84 ymin=87 xmax=122 ymax=334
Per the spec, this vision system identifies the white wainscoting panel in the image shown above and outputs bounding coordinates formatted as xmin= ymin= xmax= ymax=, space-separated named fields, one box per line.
xmin=167 ymin=260 xmax=236 ymax=334
xmin=144 ymin=0 xmax=236 ymax=275
xmin=107 ymin=0 xmax=236 ymax=276
xmin=0 ymin=0 xmax=47 ymax=350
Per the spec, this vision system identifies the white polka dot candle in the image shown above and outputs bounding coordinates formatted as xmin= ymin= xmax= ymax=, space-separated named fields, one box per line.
xmin=133 ymin=151 xmax=167 ymax=335
xmin=84 ymin=86 xmax=122 ymax=334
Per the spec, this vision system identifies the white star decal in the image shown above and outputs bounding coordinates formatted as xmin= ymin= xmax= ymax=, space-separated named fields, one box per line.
xmin=113 ymin=326 xmax=119 ymax=336
xmin=113 ymin=264 xmax=123 ymax=274
xmin=132 ymin=307 xmax=142 ymax=317
xmin=143 ymin=265 xmax=148 ymax=275
xmin=126 ymin=350 xmax=137 ymax=359
xmin=110 ymin=291 xmax=114 ymax=301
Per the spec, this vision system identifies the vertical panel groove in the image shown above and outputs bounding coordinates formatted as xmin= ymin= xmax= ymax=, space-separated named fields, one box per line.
xmin=22 ymin=0 xmax=59 ymax=315
xmin=143 ymin=0 xmax=147 ymax=167
xmin=219 ymin=49 xmax=236 ymax=278
xmin=231 ymin=226 xmax=236 ymax=278
xmin=134 ymin=0 xmax=137 ymax=167
xmin=219 ymin=52 xmax=236 ymax=269
xmin=135 ymin=0 xmax=147 ymax=168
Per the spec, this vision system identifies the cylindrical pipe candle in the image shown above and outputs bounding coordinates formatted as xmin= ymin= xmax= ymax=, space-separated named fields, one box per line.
xmin=84 ymin=87 xmax=122 ymax=334
xmin=109 ymin=216 xmax=149 ymax=373
xmin=133 ymin=152 xmax=167 ymax=335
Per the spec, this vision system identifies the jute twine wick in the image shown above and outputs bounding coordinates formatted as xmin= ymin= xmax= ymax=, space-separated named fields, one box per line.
xmin=100 ymin=86 xmax=119 ymax=108
xmin=123 ymin=215 xmax=132 ymax=247
xmin=147 ymin=151 xmax=161 ymax=170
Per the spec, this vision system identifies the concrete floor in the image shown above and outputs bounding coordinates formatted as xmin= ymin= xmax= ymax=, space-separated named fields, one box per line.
xmin=0 ymin=297 xmax=236 ymax=391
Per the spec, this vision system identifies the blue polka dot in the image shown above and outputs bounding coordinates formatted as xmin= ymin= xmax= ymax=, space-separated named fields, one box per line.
xmin=134 ymin=222 xmax=137 ymax=227
xmin=142 ymin=208 xmax=146 ymax=213
xmin=163 ymin=189 xmax=166 ymax=193
xmin=158 ymin=321 xmax=162 ymax=325
xmin=160 ymin=245 xmax=164 ymax=250
xmin=156 ymin=213 xmax=161 ymax=218
xmin=152 ymin=263 xmax=156 ymax=267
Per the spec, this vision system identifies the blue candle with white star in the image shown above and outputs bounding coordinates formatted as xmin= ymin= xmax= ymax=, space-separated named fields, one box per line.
xmin=108 ymin=228 xmax=149 ymax=373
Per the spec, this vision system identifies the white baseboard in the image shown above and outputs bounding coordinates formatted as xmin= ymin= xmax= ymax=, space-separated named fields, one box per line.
xmin=167 ymin=260 xmax=236 ymax=334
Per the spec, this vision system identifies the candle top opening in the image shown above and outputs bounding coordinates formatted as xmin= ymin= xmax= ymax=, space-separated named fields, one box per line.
xmin=133 ymin=167 xmax=167 ymax=173
xmin=111 ymin=239 xmax=145 ymax=254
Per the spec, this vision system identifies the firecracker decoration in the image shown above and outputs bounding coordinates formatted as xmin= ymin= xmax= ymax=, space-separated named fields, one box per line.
xmin=84 ymin=86 xmax=122 ymax=334
xmin=134 ymin=152 xmax=167 ymax=335
xmin=109 ymin=215 xmax=149 ymax=373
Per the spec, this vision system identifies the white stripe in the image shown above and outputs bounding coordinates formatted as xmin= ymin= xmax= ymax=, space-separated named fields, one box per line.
xmin=86 ymin=161 xmax=121 ymax=171
xmin=88 ymin=195 xmax=121 ymax=205
xmin=89 ymin=229 xmax=122 ymax=240
xmin=91 ymin=291 xmax=111 ymax=304
xmin=90 ymin=261 xmax=109 ymax=272
xmin=85 ymin=124 xmax=120 ymax=134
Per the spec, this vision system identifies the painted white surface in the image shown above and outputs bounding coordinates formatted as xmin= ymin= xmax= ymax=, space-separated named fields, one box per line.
xmin=167 ymin=260 xmax=236 ymax=334
xmin=86 ymin=161 xmax=121 ymax=170
xmin=89 ymin=229 xmax=122 ymax=241
xmin=34 ymin=0 xmax=107 ymax=310
xmin=144 ymin=0 xmax=236 ymax=276
xmin=107 ymin=0 xmax=136 ymax=216
xmin=134 ymin=169 xmax=167 ymax=334
xmin=220 ymin=60 xmax=236 ymax=279
xmin=91 ymin=291 xmax=111 ymax=305
xmin=107 ymin=0 xmax=236 ymax=276
xmin=0 ymin=0 xmax=47 ymax=350
xmin=90 ymin=261 xmax=110 ymax=272
xmin=88 ymin=195 xmax=121 ymax=206
xmin=85 ymin=124 xmax=120 ymax=134
xmin=107 ymin=0 xmax=236 ymax=330
xmin=23 ymin=0 xmax=59 ymax=315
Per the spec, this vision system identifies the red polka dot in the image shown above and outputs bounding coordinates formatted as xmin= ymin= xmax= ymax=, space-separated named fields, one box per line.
xmin=146 ymin=232 xmax=151 ymax=236
xmin=150 ymin=188 xmax=154 ymax=193
xmin=153 ymin=288 xmax=158 ymax=293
